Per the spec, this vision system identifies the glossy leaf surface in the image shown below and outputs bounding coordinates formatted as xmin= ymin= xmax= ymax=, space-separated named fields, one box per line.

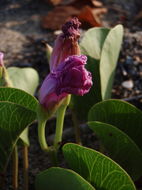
xmin=7 ymin=67 xmax=39 ymax=145
xmin=0 ymin=101 xmax=36 ymax=172
xmin=63 ymin=143 xmax=136 ymax=190
xmin=35 ymin=167 xmax=95 ymax=190
xmin=0 ymin=87 xmax=38 ymax=111
xmin=88 ymin=121 xmax=142 ymax=180
xmin=88 ymin=99 xmax=142 ymax=152
xmin=1 ymin=67 xmax=38 ymax=145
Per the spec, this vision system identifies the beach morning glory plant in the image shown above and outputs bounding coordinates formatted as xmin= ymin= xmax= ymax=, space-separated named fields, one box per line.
xmin=38 ymin=18 xmax=92 ymax=155
xmin=1 ymin=16 xmax=138 ymax=190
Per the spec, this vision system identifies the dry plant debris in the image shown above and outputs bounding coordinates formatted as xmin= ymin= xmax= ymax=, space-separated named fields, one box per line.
xmin=41 ymin=0 xmax=107 ymax=30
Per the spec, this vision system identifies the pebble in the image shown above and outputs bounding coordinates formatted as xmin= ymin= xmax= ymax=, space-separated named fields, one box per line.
xmin=125 ymin=55 xmax=133 ymax=65
xmin=122 ymin=80 xmax=134 ymax=89
xmin=54 ymin=30 xmax=62 ymax=35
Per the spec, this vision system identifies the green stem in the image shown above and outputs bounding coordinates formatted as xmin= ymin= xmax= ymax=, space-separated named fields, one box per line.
xmin=12 ymin=145 xmax=18 ymax=190
xmin=48 ymin=146 xmax=58 ymax=166
xmin=72 ymin=110 xmax=82 ymax=145
xmin=38 ymin=119 xmax=49 ymax=151
xmin=22 ymin=145 xmax=29 ymax=190
xmin=53 ymin=105 xmax=67 ymax=149
xmin=38 ymin=113 xmax=58 ymax=165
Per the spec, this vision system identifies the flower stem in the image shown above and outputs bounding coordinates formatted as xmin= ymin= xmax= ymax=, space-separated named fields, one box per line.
xmin=48 ymin=146 xmax=58 ymax=166
xmin=53 ymin=105 xmax=66 ymax=149
xmin=53 ymin=95 xmax=71 ymax=151
xmin=12 ymin=145 xmax=18 ymax=190
xmin=22 ymin=145 xmax=29 ymax=190
xmin=38 ymin=118 xmax=49 ymax=151
xmin=71 ymin=110 xmax=82 ymax=145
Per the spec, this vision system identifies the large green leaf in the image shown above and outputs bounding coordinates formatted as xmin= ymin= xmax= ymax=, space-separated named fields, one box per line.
xmin=71 ymin=58 xmax=101 ymax=120
xmin=80 ymin=27 xmax=110 ymax=60
xmin=7 ymin=67 xmax=39 ymax=145
xmin=100 ymin=25 xmax=123 ymax=99
xmin=63 ymin=143 xmax=136 ymax=190
xmin=0 ymin=87 xmax=38 ymax=111
xmin=0 ymin=87 xmax=38 ymax=146
xmin=7 ymin=67 xmax=39 ymax=95
xmin=71 ymin=28 xmax=109 ymax=120
xmin=0 ymin=101 xmax=36 ymax=172
xmin=88 ymin=99 xmax=142 ymax=151
xmin=35 ymin=167 xmax=95 ymax=190
xmin=88 ymin=121 xmax=142 ymax=181
xmin=71 ymin=26 xmax=123 ymax=120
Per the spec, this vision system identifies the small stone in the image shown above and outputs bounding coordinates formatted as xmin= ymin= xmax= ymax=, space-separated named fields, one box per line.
xmin=122 ymin=80 xmax=134 ymax=89
xmin=54 ymin=30 xmax=62 ymax=35
xmin=125 ymin=55 xmax=133 ymax=65
xmin=133 ymin=60 xmax=139 ymax=65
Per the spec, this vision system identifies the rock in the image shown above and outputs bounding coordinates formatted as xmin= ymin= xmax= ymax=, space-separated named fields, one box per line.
xmin=125 ymin=55 xmax=133 ymax=65
xmin=122 ymin=80 xmax=134 ymax=89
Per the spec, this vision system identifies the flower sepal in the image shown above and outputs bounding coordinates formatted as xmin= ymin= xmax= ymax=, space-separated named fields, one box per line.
xmin=37 ymin=94 xmax=70 ymax=122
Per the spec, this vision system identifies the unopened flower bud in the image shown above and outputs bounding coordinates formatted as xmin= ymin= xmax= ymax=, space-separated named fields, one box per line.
xmin=50 ymin=17 xmax=81 ymax=71
xmin=39 ymin=18 xmax=92 ymax=117
xmin=0 ymin=52 xmax=13 ymax=87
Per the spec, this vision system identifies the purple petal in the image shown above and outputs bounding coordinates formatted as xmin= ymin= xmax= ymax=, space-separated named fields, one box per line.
xmin=39 ymin=73 xmax=67 ymax=110
xmin=39 ymin=74 xmax=57 ymax=105
xmin=62 ymin=17 xmax=81 ymax=39
xmin=55 ymin=55 xmax=93 ymax=96
xmin=50 ymin=18 xmax=81 ymax=71
xmin=0 ymin=52 xmax=4 ymax=67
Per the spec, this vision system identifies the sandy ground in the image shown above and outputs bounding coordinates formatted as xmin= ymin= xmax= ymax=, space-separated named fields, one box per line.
xmin=0 ymin=0 xmax=53 ymax=66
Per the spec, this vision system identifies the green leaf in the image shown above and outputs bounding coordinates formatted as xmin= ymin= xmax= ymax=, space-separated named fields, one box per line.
xmin=63 ymin=143 xmax=136 ymax=190
xmin=71 ymin=28 xmax=109 ymax=120
xmin=7 ymin=67 xmax=39 ymax=95
xmin=0 ymin=87 xmax=38 ymax=111
xmin=35 ymin=167 xmax=95 ymax=190
xmin=88 ymin=99 xmax=142 ymax=152
xmin=80 ymin=27 xmax=110 ymax=60
xmin=7 ymin=67 xmax=39 ymax=145
xmin=100 ymin=25 xmax=123 ymax=99
xmin=88 ymin=121 xmax=142 ymax=181
xmin=0 ymin=101 xmax=36 ymax=172
xmin=0 ymin=87 xmax=38 ymax=145
xmin=71 ymin=26 xmax=123 ymax=120
xmin=71 ymin=58 xmax=101 ymax=120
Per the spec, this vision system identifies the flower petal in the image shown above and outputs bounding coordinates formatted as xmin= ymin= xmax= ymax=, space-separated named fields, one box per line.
xmin=50 ymin=18 xmax=81 ymax=71
xmin=0 ymin=52 xmax=4 ymax=67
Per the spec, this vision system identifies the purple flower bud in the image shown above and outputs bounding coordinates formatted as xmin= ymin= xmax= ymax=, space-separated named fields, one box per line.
xmin=0 ymin=52 xmax=4 ymax=67
xmin=39 ymin=18 xmax=92 ymax=113
xmin=39 ymin=55 xmax=92 ymax=110
xmin=50 ymin=17 xmax=81 ymax=71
